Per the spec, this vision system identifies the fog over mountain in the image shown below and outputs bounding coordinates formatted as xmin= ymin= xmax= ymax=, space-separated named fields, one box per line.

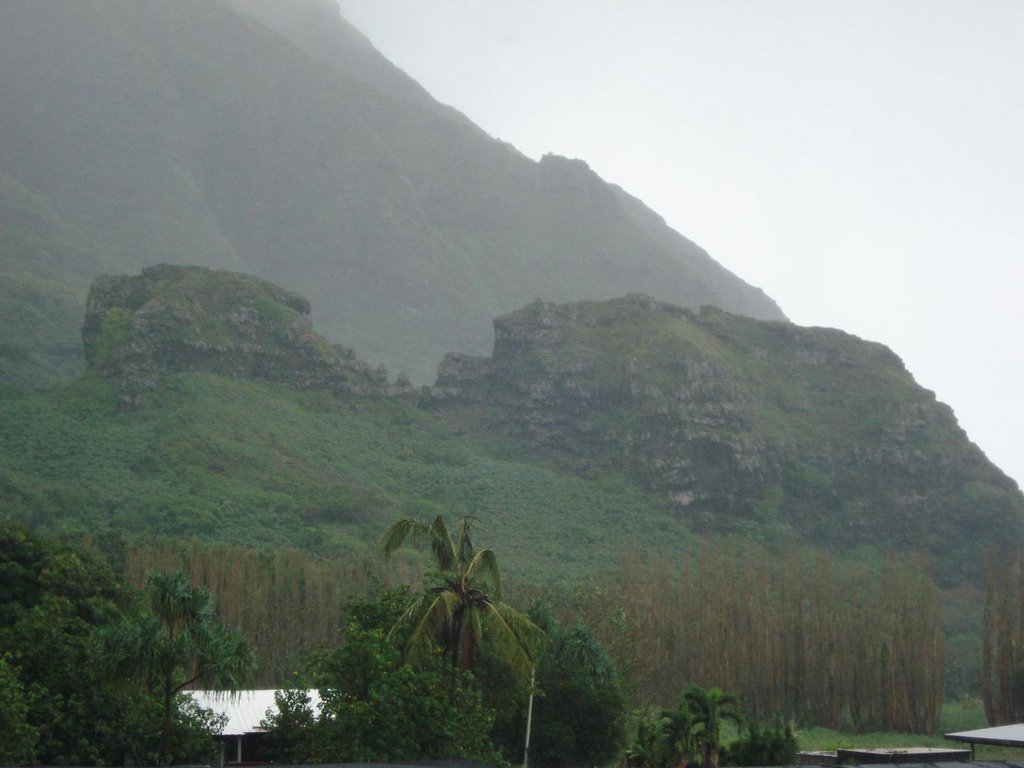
xmin=0 ymin=0 xmax=781 ymax=388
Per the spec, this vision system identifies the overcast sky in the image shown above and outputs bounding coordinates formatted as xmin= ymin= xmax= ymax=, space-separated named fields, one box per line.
xmin=336 ymin=0 xmax=1023 ymax=487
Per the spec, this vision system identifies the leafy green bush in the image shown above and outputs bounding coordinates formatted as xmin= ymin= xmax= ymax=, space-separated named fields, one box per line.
xmin=723 ymin=715 xmax=798 ymax=767
xmin=260 ymin=592 xmax=501 ymax=764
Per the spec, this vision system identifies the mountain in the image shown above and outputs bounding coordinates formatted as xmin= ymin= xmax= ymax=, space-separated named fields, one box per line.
xmin=0 ymin=0 xmax=782 ymax=388
xmin=1 ymin=266 xmax=1018 ymax=584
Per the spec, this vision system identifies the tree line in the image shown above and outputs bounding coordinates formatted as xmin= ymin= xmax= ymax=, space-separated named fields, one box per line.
xmin=570 ymin=540 xmax=943 ymax=732
xmin=122 ymin=539 xmax=423 ymax=684
xmin=123 ymin=535 xmax=945 ymax=733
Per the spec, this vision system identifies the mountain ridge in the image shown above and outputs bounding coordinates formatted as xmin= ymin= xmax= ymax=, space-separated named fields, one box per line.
xmin=428 ymin=293 xmax=1022 ymax=581
xmin=0 ymin=0 xmax=782 ymax=388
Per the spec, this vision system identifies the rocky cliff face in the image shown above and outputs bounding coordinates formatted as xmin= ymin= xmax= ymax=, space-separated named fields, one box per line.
xmin=430 ymin=295 xmax=1022 ymax=574
xmin=82 ymin=265 xmax=413 ymax=408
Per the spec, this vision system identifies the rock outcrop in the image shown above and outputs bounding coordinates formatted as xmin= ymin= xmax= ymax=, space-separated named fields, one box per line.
xmin=82 ymin=265 xmax=414 ymax=408
xmin=429 ymin=295 xmax=1022 ymax=576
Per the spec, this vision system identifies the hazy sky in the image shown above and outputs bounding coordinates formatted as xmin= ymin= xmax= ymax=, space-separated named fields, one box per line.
xmin=336 ymin=0 xmax=1024 ymax=487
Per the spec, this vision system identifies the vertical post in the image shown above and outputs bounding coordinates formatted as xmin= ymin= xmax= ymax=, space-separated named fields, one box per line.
xmin=523 ymin=666 xmax=536 ymax=768
xmin=236 ymin=735 xmax=242 ymax=764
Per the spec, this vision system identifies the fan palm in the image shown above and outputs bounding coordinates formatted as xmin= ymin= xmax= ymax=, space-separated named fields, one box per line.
xmin=380 ymin=515 xmax=545 ymax=680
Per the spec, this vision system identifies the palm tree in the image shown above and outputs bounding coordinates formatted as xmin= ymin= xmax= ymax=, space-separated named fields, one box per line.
xmin=380 ymin=515 xmax=545 ymax=680
xmin=660 ymin=697 xmax=696 ymax=768
xmin=97 ymin=571 xmax=255 ymax=765
xmin=627 ymin=716 xmax=667 ymax=768
xmin=684 ymin=685 xmax=744 ymax=768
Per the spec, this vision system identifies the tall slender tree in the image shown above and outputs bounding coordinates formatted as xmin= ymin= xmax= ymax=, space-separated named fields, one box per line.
xmin=380 ymin=515 xmax=545 ymax=680
xmin=96 ymin=572 xmax=255 ymax=765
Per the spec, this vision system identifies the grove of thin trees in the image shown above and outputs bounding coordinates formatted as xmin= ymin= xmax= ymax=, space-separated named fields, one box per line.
xmin=576 ymin=540 xmax=943 ymax=733
xmin=982 ymin=547 xmax=1024 ymax=724
xmin=124 ymin=537 xmax=945 ymax=733
xmin=123 ymin=541 xmax=422 ymax=684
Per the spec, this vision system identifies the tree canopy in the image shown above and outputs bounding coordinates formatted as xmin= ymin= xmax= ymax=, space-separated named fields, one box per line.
xmin=381 ymin=514 xmax=546 ymax=680
xmin=96 ymin=571 xmax=254 ymax=765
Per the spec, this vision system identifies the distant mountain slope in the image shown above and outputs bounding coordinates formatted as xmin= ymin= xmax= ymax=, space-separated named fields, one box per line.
xmin=429 ymin=295 xmax=1023 ymax=583
xmin=0 ymin=0 xmax=782 ymax=386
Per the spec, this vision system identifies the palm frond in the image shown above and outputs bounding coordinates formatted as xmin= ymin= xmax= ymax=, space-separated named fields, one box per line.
xmin=404 ymin=590 xmax=460 ymax=667
xmin=454 ymin=515 xmax=476 ymax=569
xmin=482 ymin=599 xmax=549 ymax=681
xmin=193 ymin=623 xmax=256 ymax=692
xmin=428 ymin=514 xmax=457 ymax=572
xmin=379 ymin=517 xmax=431 ymax=558
xmin=466 ymin=547 xmax=502 ymax=598
xmin=145 ymin=571 xmax=212 ymax=633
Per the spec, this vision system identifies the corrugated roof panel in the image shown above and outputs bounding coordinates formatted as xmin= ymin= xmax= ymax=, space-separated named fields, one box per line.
xmin=946 ymin=724 xmax=1024 ymax=748
xmin=187 ymin=689 xmax=321 ymax=736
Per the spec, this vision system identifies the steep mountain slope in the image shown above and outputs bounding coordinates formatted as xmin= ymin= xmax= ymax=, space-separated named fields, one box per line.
xmin=0 ymin=0 xmax=782 ymax=387
xmin=429 ymin=295 xmax=1023 ymax=582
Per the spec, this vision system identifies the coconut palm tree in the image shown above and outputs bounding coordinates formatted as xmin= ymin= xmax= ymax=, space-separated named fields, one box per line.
xmin=380 ymin=515 xmax=545 ymax=680
xmin=97 ymin=571 xmax=255 ymax=765
xmin=684 ymin=685 xmax=744 ymax=768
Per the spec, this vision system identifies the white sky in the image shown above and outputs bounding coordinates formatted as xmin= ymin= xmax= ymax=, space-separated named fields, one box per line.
xmin=336 ymin=0 xmax=1024 ymax=487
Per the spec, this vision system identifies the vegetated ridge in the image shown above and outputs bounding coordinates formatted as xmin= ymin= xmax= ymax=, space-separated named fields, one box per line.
xmin=428 ymin=294 xmax=1024 ymax=582
xmin=82 ymin=264 xmax=415 ymax=409
xmin=0 ymin=0 xmax=782 ymax=388
xmin=3 ymin=266 xmax=1018 ymax=585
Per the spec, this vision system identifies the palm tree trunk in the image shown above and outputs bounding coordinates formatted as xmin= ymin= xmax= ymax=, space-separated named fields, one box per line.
xmin=162 ymin=679 xmax=173 ymax=766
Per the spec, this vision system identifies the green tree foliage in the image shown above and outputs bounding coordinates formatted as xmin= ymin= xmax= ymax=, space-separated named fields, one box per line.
xmin=381 ymin=514 xmax=546 ymax=678
xmin=262 ymin=689 xmax=318 ymax=764
xmin=627 ymin=715 xmax=671 ymax=768
xmin=628 ymin=686 xmax=774 ymax=768
xmin=504 ymin=607 xmax=626 ymax=768
xmin=0 ymin=655 xmax=37 ymax=764
xmin=261 ymin=592 xmax=500 ymax=763
xmin=685 ymin=686 xmax=744 ymax=768
xmin=0 ymin=520 xmax=130 ymax=764
xmin=0 ymin=521 xmax=225 ymax=765
xmin=722 ymin=715 xmax=798 ymax=767
xmin=658 ymin=696 xmax=697 ymax=768
xmin=96 ymin=571 xmax=255 ymax=765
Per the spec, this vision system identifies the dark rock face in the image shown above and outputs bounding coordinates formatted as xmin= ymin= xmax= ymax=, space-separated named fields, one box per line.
xmin=82 ymin=265 xmax=413 ymax=408
xmin=431 ymin=295 xmax=1023 ymax=576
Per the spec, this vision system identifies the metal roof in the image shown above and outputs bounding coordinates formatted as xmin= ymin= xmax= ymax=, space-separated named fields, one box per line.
xmin=946 ymin=724 xmax=1024 ymax=748
xmin=186 ymin=689 xmax=321 ymax=736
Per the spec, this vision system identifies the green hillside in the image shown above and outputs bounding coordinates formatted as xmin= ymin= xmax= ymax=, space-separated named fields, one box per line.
xmin=0 ymin=0 xmax=782 ymax=388
xmin=0 ymin=375 xmax=690 ymax=583
xmin=2 ymin=267 xmax=1019 ymax=585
